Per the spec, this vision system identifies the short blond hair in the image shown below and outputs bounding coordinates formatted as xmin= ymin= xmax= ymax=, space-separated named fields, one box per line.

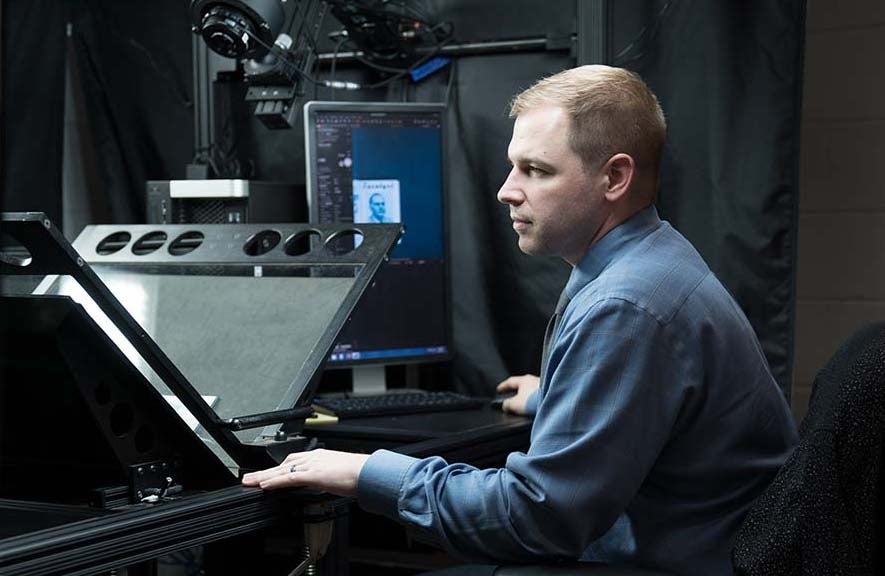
xmin=510 ymin=65 xmax=666 ymax=178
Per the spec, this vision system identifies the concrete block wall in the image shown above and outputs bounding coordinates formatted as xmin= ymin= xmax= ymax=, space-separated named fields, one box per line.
xmin=792 ymin=0 xmax=885 ymax=421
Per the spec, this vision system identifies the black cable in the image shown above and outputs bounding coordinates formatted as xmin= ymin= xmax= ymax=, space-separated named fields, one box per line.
xmin=286 ymin=0 xmax=327 ymax=97
xmin=444 ymin=57 xmax=457 ymax=106
xmin=292 ymin=0 xmax=309 ymax=45
xmin=329 ymin=37 xmax=347 ymax=101
xmin=228 ymin=2 xmax=453 ymax=97
xmin=365 ymin=35 xmax=453 ymax=90
xmin=283 ymin=0 xmax=299 ymax=38
xmin=354 ymin=53 xmax=412 ymax=74
xmin=329 ymin=0 xmax=451 ymax=63
xmin=306 ymin=1 xmax=330 ymax=100
xmin=350 ymin=16 xmax=454 ymax=82
xmin=383 ymin=0 xmax=431 ymax=23
xmin=298 ymin=0 xmax=324 ymax=56
xmin=239 ymin=23 xmax=321 ymax=86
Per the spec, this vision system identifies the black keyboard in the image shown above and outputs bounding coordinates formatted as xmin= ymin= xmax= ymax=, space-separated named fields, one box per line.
xmin=311 ymin=391 xmax=485 ymax=419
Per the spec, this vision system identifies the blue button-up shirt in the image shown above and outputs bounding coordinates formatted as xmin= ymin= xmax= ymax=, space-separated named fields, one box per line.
xmin=358 ymin=206 xmax=798 ymax=575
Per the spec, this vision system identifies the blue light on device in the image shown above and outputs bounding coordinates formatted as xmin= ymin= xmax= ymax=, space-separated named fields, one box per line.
xmin=409 ymin=56 xmax=452 ymax=82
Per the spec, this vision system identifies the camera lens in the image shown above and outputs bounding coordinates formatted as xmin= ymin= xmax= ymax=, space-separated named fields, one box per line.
xmin=191 ymin=0 xmax=285 ymax=60
xmin=202 ymin=6 xmax=255 ymax=58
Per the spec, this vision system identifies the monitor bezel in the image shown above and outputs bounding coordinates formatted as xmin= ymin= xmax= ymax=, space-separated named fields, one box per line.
xmin=303 ymin=100 xmax=453 ymax=368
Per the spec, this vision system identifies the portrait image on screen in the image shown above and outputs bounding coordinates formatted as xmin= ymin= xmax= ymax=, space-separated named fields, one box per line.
xmin=304 ymin=101 xmax=450 ymax=377
xmin=354 ymin=180 xmax=401 ymax=224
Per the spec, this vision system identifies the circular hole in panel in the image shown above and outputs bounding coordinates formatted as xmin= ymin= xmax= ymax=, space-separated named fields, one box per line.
xmin=284 ymin=230 xmax=322 ymax=256
xmin=132 ymin=231 xmax=168 ymax=255
xmin=0 ymin=232 xmax=32 ymax=267
xmin=109 ymin=403 xmax=134 ymax=437
xmin=243 ymin=229 xmax=281 ymax=256
xmin=134 ymin=425 xmax=155 ymax=453
xmin=96 ymin=231 xmax=132 ymax=256
xmin=95 ymin=380 xmax=112 ymax=405
xmin=325 ymin=229 xmax=364 ymax=256
xmin=168 ymin=231 xmax=205 ymax=256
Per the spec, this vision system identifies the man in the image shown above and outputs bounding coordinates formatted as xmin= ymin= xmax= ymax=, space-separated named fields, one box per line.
xmin=368 ymin=192 xmax=388 ymax=223
xmin=243 ymin=65 xmax=798 ymax=574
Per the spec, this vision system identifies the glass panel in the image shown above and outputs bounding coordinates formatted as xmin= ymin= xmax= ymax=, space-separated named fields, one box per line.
xmin=40 ymin=263 xmax=359 ymax=425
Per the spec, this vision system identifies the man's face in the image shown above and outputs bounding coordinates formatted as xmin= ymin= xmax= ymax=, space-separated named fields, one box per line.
xmin=369 ymin=194 xmax=386 ymax=220
xmin=497 ymin=105 xmax=608 ymax=265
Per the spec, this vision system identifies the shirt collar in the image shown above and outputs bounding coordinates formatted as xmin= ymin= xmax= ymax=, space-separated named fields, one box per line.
xmin=565 ymin=204 xmax=663 ymax=299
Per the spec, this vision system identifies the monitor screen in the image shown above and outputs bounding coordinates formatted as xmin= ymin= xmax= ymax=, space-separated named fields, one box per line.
xmin=304 ymin=101 xmax=450 ymax=366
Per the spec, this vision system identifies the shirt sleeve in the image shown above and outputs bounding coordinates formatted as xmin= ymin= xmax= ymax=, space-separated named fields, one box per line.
xmin=357 ymin=297 xmax=687 ymax=562
xmin=524 ymin=388 xmax=540 ymax=415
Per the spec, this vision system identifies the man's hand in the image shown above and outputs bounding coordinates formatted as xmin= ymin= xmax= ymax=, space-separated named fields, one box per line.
xmin=241 ymin=449 xmax=370 ymax=497
xmin=496 ymin=374 xmax=540 ymax=415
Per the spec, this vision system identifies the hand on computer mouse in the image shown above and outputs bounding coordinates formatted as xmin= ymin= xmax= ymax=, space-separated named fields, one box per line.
xmin=495 ymin=374 xmax=540 ymax=414
xmin=490 ymin=390 xmax=517 ymax=410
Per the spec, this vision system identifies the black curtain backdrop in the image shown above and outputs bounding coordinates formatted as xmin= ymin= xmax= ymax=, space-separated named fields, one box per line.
xmin=1 ymin=0 xmax=67 ymax=223
xmin=1 ymin=0 xmax=194 ymax=225
xmin=641 ymin=0 xmax=806 ymax=398
xmin=65 ymin=0 xmax=194 ymax=223
xmin=1 ymin=0 xmax=805 ymax=400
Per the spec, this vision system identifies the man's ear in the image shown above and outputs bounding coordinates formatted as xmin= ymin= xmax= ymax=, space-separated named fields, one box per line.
xmin=603 ymin=153 xmax=635 ymax=202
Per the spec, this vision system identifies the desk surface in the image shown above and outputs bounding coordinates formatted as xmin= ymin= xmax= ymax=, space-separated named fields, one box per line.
xmin=310 ymin=406 xmax=533 ymax=573
xmin=305 ymin=405 xmax=533 ymax=466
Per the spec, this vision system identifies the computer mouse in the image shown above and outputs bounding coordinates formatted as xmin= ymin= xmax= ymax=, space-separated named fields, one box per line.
xmin=490 ymin=391 xmax=517 ymax=410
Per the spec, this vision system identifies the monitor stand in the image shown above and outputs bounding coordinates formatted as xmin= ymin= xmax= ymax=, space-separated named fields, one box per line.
xmin=351 ymin=365 xmax=387 ymax=396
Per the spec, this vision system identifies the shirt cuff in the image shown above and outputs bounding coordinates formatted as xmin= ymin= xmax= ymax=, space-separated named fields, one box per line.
xmin=524 ymin=389 xmax=539 ymax=416
xmin=357 ymin=449 xmax=418 ymax=517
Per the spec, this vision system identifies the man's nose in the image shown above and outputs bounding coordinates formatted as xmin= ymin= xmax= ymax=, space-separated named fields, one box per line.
xmin=497 ymin=170 xmax=523 ymax=205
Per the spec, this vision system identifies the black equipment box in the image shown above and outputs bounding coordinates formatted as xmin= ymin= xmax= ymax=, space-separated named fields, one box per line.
xmin=146 ymin=179 xmax=307 ymax=224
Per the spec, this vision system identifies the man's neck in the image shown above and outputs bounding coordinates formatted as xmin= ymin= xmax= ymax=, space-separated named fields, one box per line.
xmin=567 ymin=200 xmax=654 ymax=267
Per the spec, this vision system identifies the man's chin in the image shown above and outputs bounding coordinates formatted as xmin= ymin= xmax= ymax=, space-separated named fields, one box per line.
xmin=517 ymin=237 xmax=542 ymax=256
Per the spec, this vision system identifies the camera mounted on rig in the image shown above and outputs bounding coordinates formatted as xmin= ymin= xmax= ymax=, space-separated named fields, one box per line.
xmin=190 ymin=0 xmax=452 ymax=129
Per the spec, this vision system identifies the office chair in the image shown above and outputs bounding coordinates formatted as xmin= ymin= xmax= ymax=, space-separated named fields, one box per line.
xmin=732 ymin=322 xmax=885 ymax=575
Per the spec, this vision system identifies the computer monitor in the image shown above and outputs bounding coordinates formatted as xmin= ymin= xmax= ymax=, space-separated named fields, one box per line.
xmin=303 ymin=101 xmax=450 ymax=393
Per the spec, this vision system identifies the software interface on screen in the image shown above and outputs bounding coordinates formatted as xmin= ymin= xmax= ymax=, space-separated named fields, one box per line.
xmin=307 ymin=104 xmax=449 ymax=365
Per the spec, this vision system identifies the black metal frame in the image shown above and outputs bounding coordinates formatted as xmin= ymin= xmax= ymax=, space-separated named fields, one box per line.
xmin=1 ymin=212 xmax=401 ymax=470
xmin=576 ymin=0 xmax=611 ymax=65
xmin=0 ymin=487 xmax=310 ymax=576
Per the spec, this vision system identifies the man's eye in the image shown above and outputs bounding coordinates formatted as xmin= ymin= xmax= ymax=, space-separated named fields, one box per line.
xmin=527 ymin=166 xmax=546 ymax=176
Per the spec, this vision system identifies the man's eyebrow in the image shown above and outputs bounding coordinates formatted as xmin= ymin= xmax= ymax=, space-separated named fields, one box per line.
xmin=510 ymin=155 xmax=554 ymax=171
